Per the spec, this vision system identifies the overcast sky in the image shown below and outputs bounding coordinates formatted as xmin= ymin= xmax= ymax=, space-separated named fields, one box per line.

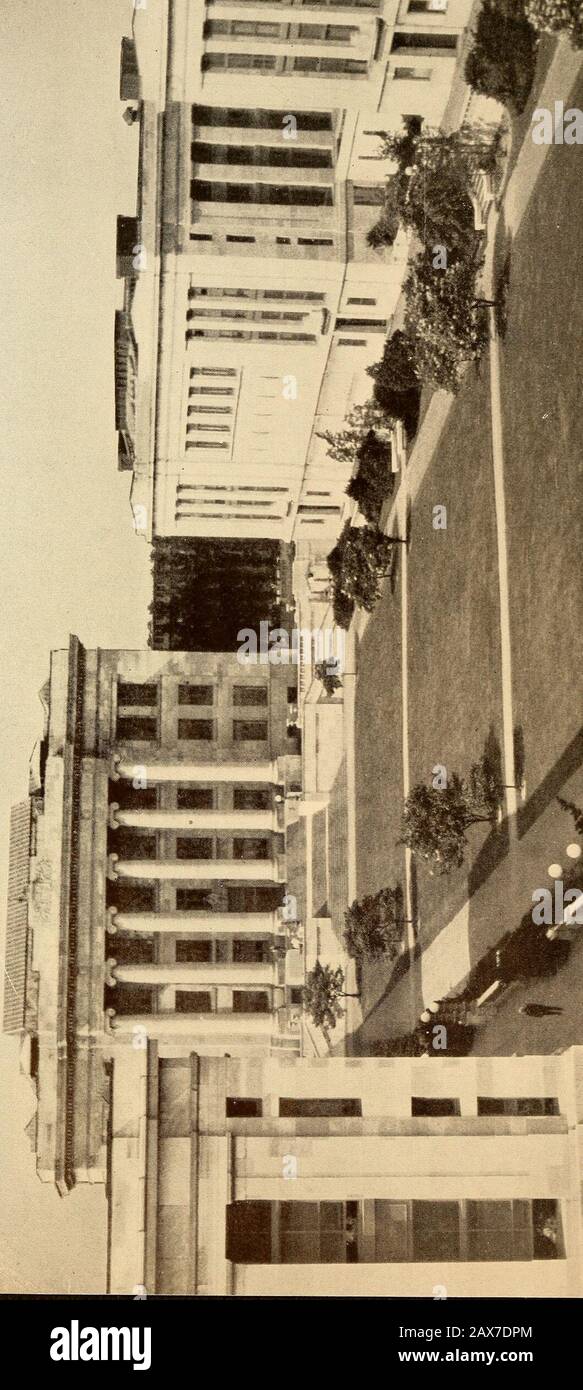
xmin=0 ymin=0 xmax=152 ymax=1293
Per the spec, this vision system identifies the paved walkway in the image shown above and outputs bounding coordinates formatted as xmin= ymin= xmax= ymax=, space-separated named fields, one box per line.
xmin=343 ymin=38 xmax=583 ymax=1042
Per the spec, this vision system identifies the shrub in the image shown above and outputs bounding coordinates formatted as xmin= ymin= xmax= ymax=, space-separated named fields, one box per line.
xmin=366 ymin=177 xmax=403 ymax=249
xmin=344 ymin=886 xmax=408 ymax=962
xmin=525 ymin=0 xmax=583 ymax=46
xmin=404 ymin=253 xmax=489 ymax=392
xmin=331 ymin=587 xmax=355 ymax=630
xmin=465 ymin=0 xmax=538 ymax=114
xmin=346 ymin=429 xmax=394 ymax=524
xmin=328 ymin=522 xmax=399 ymax=616
xmin=400 ymin=766 xmax=499 ymax=875
xmin=314 ymin=660 xmax=342 ymax=697
xmin=367 ymin=331 xmax=421 ymax=432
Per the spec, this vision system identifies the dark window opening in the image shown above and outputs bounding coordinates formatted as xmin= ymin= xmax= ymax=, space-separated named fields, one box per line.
xmin=233 ymin=837 xmax=269 ymax=860
xmin=175 ymin=940 xmax=212 ymax=963
xmin=178 ymin=684 xmax=214 ymax=705
xmin=226 ymin=1097 xmax=263 ymax=1118
xmin=233 ymin=991 xmax=270 ymax=1013
xmin=233 ymin=685 xmax=269 ymax=707
xmin=175 ymin=990 xmax=212 ymax=1013
xmin=117 ymin=682 xmax=158 ymax=706
xmin=411 ymin=1097 xmax=461 ymax=1117
xmin=233 ymin=720 xmax=268 ymax=741
xmin=116 ymin=716 xmax=157 ymax=741
xmin=279 ymin=1097 xmax=362 ymax=1117
xmin=178 ymin=719 xmax=215 ymax=740
xmin=233 ymin=787 xmax=271 ymax=811
xmin=233 ymin=939 xmax=268 ymax=963
xmin=176 ymin=786 xmax=214 ymax=810
xmin=176 ymin=837 xmax=213 ymax=860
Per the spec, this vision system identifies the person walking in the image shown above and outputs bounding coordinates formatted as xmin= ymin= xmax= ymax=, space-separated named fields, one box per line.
xmin=518 ymin=1002 xmax=563 ymax=1017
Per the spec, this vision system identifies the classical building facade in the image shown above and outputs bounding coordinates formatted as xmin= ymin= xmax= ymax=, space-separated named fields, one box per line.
xmin=3 ymin=636 xmax=304 ymax=1192
xmin=115 ymin=0 xmax=474 ymax=545
xmin=108 ymin=1043 xmax=583 ymax=1297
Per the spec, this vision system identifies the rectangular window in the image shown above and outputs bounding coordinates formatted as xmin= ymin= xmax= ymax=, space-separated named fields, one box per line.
xmin=116 ymin=716 xmax=157 ymax=741
xmin=202 ymin=52 xmax=277 ymax=72
xmin=412 ymin=1200 xmax=460 ymax=1262
xmin=294 ymin=55 xmax=367 ymax=74
xmin=176 ymin=837 xmax=213 ymax=860
xmin=111 ymin=830 xmax=157 ymax=860
xmin=337 ymin=338 xmax=367 ymax=346
xmin=233 ymin=685 xmax=268 ymax=707
xmin=228 ymin=886 xmax=281 ymax=912
xmin=392 ymin=31 xmax=457 ymax=51
xmin=298 ymin=237 xmax=333 ymax=246
xmin=347 ymin=297 xmax=376 ymax=305
xmin=178 ymin=683 xmax=214 ymax=705
xmin=411 ymin=1097 xmax=460 ymax=1116
xmin=477 ymin=1097 xmax=560 ymax=1116
xmin=189 ymin=386 xmax=234 ymax=396
xmin=409 ymin=0 xmax=449 ymax=11
xmin=226 ymin=235 xmax=256 ymax=243
xmin=117 ymin=682 xmax=158 ymax=706
xmin=190 ymin=367 xmax=237 ymax=377
xmin=233 ymin=990 xmax=270 ymax=1013
xmin=113 ymin=781 xmax=158 ymax=810
xmin=233 ymin=939 xmax=268 ymax=963
xmin=190 ymin=232 xmax=213 ymax=241
xmin=176 ymin=940 xmax=212 ymax=963
xmin=175 ymin=990 xmax=212 ymax=1013
xmin=279 ymin=1098 xmax=362 ymax=1117
xmin=352 ymin=185 xmax=385 ymax=205
xmin=233 ymin=787 xmax=271 ymax=810
xmin=178 ymin=719 xmax=215 ymax=740
xmin=233 ymin=720 xmax=268 ymax=741
xmin=226 ymin=1097 xmax=263 ymax=1117
xmin=176 ymin=787 xmax=214 ymax=810
xmin=176 ymin=888 xmax=213 ymax=910
xmin=233 ymin=837 xmax=269 ymax=860
xmin=393 ymin=65 xmax=433 ymax=78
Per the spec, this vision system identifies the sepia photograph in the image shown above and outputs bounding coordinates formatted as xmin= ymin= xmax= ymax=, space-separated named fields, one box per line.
xmin=0 ymin=0 xmax=582 ymax=1355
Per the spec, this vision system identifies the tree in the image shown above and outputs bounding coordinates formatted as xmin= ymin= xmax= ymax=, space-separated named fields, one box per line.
xmin=302 ymin=960 xmax=359 ymax=1037
xmin=327 ymin=522 xmax=402 ymax=616
xmin=400 ymin=766 xmax=499 ymax=874
xmin=465 ymin=0 xmax=538 ymax=115
xmin=332 ymin=587 xmax=355 ymax=631
xmin=317 ymin=402 xmax=390 ymax=464
xmin=366 ymin=177 xmax=404 ymax=249
xmin=404 ymin=254 xmax=489 ymax=392
xmin=525 ymin=0 xmax=583 ymax=47
xmin=314 ymin=659 xmax=343 ymax=697
xmin=367 ymin=331 xmax=421 ymax=431
xmin=346 ymin=430 xmax=394 ymax=525
xmin=344 ymin=886 xmax=410 ymax=962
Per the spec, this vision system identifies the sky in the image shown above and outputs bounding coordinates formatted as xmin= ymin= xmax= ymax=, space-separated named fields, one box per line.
xmin=0 ymin=0 xmax=152 ymax=1293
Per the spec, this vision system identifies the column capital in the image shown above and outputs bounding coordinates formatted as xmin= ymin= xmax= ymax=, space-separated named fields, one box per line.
xmin=106 ymin=905 xmax=119 ymax=935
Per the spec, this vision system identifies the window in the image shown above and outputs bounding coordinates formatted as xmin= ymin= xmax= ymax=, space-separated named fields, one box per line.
xmin=298 ymin=23 xmax=356 ymax=38
xmin=394 ymin=65 xmax=433 ymax=78
xmin=392 ymin=31 xmax=457 ymax=51
xmin=186 ymin=422 xmax=231 ymax=433
xmin=298 ymin=237 xmax=333 ymax=246
xmin=336 ymin=317 xmax=386 ymax=331
xmin=176 ymin=888 xmax=214 ymax=910
xmin=193 ymin=105 xmax=333 ymax=133
xmin=202 ymin=52 xmax=277 ymax=72
xmin=228 ymin=885 xmax=281 ymax=912
xmin=276 ymin=236 xmax=291 ymax=245
xmin=337 ymin=338 xmax=367 ymax=346
xmin=178 ymin=719 xmax=215 ymax=740
xmin=409 ymin=0 xmax=448 ymax=11
xmin=477 ymin=1097 xmax=560 ymax=1117
xmin=176 ymin=940 xmax=212 ymax=963
xmin=233 ymin=991 xmax=270 ymax=1012
xmin=294 ymin=55 xmax=367 ymax=75
xmin=175 ymin=990 xmax=212 ymax=1013
xmin=193 ymin=179 xmax=333 ymax=208
xmin=117 ymin=682 xmax=158 ymax=706
xmin=176 ymin=787 xmax=214 ymax=810
xmin=178 ymin=684 xmax=214 ymax=705
xmin=189 ymin=386 xmax=234 ymax=397
xmin=234 ymin=787 xmax=270 ymax=810
xmin=279 ymin=1098 xmax=362 ymax=1117
xmin=352 ymin=184 xmax=385 ymax=205
xmin=190 ymin=367 xmax=237 ymax=377
xmin=185 ymin=440 xmax=230 ymax=450
xmin=233 ymin=837 xmax=269 ymax=860
xmin=111 ymin=830 xmax=157 ymax=860
xmin=226 ymin=1097 xmax=263 ymax=1117
xmin=116 ymin=716 xmax=157 ymax=741
xmin=204 ymin=17 xmax=281 ymax=36
xmin=190 ymin=232 xmax=213 ymax=241
xmin=233 ymin=685 xmax=268 ymax=707
xmin=347 ymin=297 xmax=376 ymax=305
xmin=187 ymin=405 xmax=232 ymax=415
xmin=411 ymin=1097 xmax=460 ymax=1116
xmin=233 ymin=939 xmax=268 ymax=963
xmin=226 ymin=235 xmax=256 ymax=243
xmin=233 ymin=720 xmax=268 ymax=741
xmin=109 ymin=881 xmax=156 ymax=912
xmin=113 ymin=781 xmax=158 ymax=810
xmin=176 ymin=837 xmax=213 ymax=860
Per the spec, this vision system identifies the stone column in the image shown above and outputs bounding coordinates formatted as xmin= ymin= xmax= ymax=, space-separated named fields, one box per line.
xmin=110 ymin=962 xmax=275 ymax=987
xmin=108 ymin=910 xmax=281 ymax=936
xmin=112 ymin=756 xmax=280 ymax=784
xmin=109 ymin=805 xmax=277 ymax=832
xmin=106 ymin=1010 xmax=274 ymax=1037
xmin=108 ymin=854 xmax=284 ymax=882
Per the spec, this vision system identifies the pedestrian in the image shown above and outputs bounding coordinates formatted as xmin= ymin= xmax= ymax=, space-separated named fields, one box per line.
xmin=518 ymin=1003 xmax=563 ymax=1017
